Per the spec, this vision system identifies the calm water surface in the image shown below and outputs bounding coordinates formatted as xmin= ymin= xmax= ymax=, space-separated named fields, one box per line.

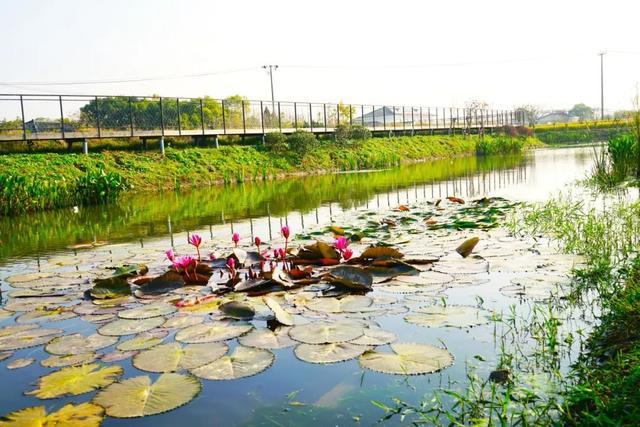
xmin=0 ymin=146 xmax=599 ymax=426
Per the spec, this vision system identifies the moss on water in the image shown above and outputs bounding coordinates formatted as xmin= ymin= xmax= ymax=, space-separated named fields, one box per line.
xmin=0 ymin=134 xmax=540 ymax=215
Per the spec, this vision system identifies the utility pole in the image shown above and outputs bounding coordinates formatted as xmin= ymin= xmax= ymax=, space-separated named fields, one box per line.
xmin=262 ymin=65 xmax=278 ymax=117
xmin=599 ymin=51 xmax=605 ymax=120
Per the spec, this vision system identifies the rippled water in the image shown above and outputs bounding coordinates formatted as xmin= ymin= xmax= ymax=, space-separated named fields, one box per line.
xmin=0 ymin=146 xmax=599 ymax=426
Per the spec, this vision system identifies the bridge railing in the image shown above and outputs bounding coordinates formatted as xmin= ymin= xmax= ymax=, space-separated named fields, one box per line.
xmin=0 ymin=93 xmax=523 ymax=142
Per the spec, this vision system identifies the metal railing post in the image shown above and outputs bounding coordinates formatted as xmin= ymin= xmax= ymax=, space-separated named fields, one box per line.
xmin=393 ymin=107 xmax=396 ymax=130
xmin=323 ymin=103 xmax=327 ymax=132
xmin=293 ymin=102 xmax=298 ymax=129
xmin=95 ymin=96 xmax=101 ymax=138
xmin=221 ymin=99 xmax=226 ymax=135
xmin=128 ymin=97 xmax=134 ymax=137
xmin=309 ymin=103 xmax=313 ymax=132
xmin=428 ymin=107 xmax=431 ymax=129
xmin=19 ymin=95 xmax=26 ymax=140
xmin=402 ymin=106 xmax=406 ymax=130
xmin=411 ymin=107 xmax=414 ymax=133
xmin=277 ymin=102 xmax=282 ymax=131
xmin=361 ymin=105 xmax=364 ymax=126
xmin=159 ymin=97 xmax=165 ymax=136
xmin=336 ymin=104 xmax=340 ymax=126
xmin=419 ymin=106 xmax=423 ymax=129
xmin=59 ymin=95 xmax=65 ymax=139
xmin=241 ymin=100 xmax=246 ymax=134
xmin=200 ymin=98 xmax=205 ymax=135
xmin=382 ymin=106 xmax=386 ymax=130
xmin=260 ymin=101 xmax=265 ymax=134
xmin=349 ymin=105 xmax=353 ymax=125
xmin=177 ymin=98 xmax=182 ymax=136
xmin=435 ymin=108 xmax=438 ymax=130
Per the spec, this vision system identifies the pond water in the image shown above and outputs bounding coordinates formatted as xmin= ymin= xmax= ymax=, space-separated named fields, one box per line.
xmin=0 ymin=146 xmax=597 ymax=426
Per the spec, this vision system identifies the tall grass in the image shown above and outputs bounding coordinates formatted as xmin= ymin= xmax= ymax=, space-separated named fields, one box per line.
xmin=589 ymin=134 xmax=638 ymax=189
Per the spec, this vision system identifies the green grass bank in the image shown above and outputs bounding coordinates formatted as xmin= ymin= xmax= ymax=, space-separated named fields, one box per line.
xmin=0 ymin=133 xmax=541 ymax=216
xmin=534 ymin=120 xmax=630 ymax=145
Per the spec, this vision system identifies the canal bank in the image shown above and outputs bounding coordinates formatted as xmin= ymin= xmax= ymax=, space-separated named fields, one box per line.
xmin=0 ymin=133 xmax=541 ymax=216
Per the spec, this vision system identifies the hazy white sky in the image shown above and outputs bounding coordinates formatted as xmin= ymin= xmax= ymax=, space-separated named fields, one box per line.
xmin=1 ymin=0 xmax=640 ymax=111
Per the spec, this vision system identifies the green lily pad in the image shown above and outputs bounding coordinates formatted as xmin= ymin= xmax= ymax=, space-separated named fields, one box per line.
xmin=133 ymin=342 xmax=228 ymax=372
xmin=359 ymin=342 xmax=454 ymax=375
xmin=190 ymin=346 xmax=275 ymax=380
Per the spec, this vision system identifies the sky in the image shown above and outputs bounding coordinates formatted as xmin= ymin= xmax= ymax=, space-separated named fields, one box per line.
xmin=1 ymin=0 xmax=640 ymax=114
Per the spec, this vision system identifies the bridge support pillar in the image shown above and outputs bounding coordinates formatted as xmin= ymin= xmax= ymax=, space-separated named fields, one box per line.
xmin=66 ymin=140 xmax=73 ymax=152
xmin=160 ymin=137 xmax=165 ymax=156
xmin=214 ymin=135 xmax=219 ymax=148
xmin=262 ymin=134 xmax=266 ymax=145
xmin=82 ymin=139 xmax=89 ymax=155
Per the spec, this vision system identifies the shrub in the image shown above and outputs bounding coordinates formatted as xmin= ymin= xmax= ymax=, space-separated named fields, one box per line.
xmin=265 ymin=132 xmax=288 ymax=153
xmin=335 ymin=124 xmax=372 ymax=145
xmin=287 ymin=131 xmax=318 ymax=154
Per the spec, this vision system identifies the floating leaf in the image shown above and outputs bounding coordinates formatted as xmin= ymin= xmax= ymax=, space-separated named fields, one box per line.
xmin=456 ymin=237 xmax=480 ymax=258
xmin=325 ymin=266 xmax=373 ymax=291
xmin=289 ymin=321 xmax=363 ymax=344
xmin=219 ymin=301 xmax=255 ymax=320
xmin=175 ymin=321 xmax=252 ymax=343
xmin=405 ymin=305 xmax=490 ymax=328
xmin=98 ymin=317 xmax=165 ymax=336
xmin=0 ymin=325 xmax=62 ymax=351
xmin=41 ymin=353 xmax=97 ymax=368
xmin=190 ymin=346 xmax=274 ymax=380
xmin=7 ymin=358 xmax=35 ymax=369
xmin=133 ymin=342 xmax=228 ymax=372
xmin=264 ymin=297 xmax=294 ymax=326
xmin=16 ymin=307 xmax=76 ymax=324
xmin=118 ymin=302 xmax=176 ymax=319
xmin=0 ymin=403 xmax=104 ymax=427
xmin=90 ymin=276 xmax=130 ymax=300
xmin=294 ymin=343 xmax=371 ymax=364
xmin=305 ymin=295 xmax=374 ymax=313
xmin=367 ymin=261 xmax=420 ymax=283
xmin=92 ymin=373 xmax=201 ymax=418
xmin=361 ymin=246 xmax=404 ymax=260
xmin=359 ymin=343 xmax=454 ymax=375
xmin=162 ymin=315 xmax=204 ymax=329
xmin=238 ymin=327 xmax=296 ymax=349
xmin=46 ymin=333 xmax=117 ymax=355
xmin=350 ymin=327 xmax=397 ymax=346
xmin=271 ymin=267 xmax=296 ymax=288
xmin=297 ymin=241 xmax=340 ymax=261
xmin=116 ymin=331 xmax=167 ymax=351
xmin=235 ymin=278 xmax=271 ymax=292
xmin=134 ymin=271 xmax=184 ymax=298
xmin=27 ymin=363 xmax=123 ymax=399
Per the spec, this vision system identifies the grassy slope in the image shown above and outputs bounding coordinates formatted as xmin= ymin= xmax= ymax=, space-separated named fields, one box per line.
xmin=0 ymin=134 xmax=541 ymax=215
xmin=534 ymin=121 xmax=630 ymax=145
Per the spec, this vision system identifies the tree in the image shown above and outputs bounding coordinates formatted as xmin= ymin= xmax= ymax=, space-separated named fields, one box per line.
xmin=338 ymin=101 xmax=352 ymax=124
xmin=569 ymin=103 xmax=594 ymax=121
xmin=464 ymin=99 xmax=489 ymax=129
xmin=515 ymin=104 xmax=542 ymax=127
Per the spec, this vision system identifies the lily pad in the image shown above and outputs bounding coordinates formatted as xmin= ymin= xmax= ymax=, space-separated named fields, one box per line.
xmin=294 ymin=342 xmax=371 ymax=364
xmin=41 ymin=352 xmax=97 ymax=368
xmin=0 ymin=403 xmax=104 ymax=427
xmin=219 ymin=301 xmax=255 ymax=320
xmin=456 ymin=237 xmax=480 ymax=258
xmin=27 ymin=363 xmax=123 ymax=399
xmin=305 ymin=295 xmax=374 ymax=313
xmin=45 ymin=333 xmax=118 ymax=355
xmin=7 ymin=358 xmax=35 ymax=369
xmin=162 ymin=315 xmax=204 ymax=329
xmin=92 ymin=373 xmax=201 ymax=418
xmin=134 ymin=271 xmax=185 ymax=298
xmin=98 ymin=317 xmax=165 ymax=336
xmin=116 ymin=331 xmax=167 ymax=351
xmin=0 ymin=325 xmax=62 ymax=351
xmin=118 ymin=302 xmax=177 ymax=319
xmin=325 ymin=266 xmax=373 ymax=291
xmin=133 ymin=342 xmax=228 ymax=372
xmin=238 ymin=327 xmax=296 ymax=349
xmin=175 ymin=321 xmax=253 ymax=343
xmin=190 ymin=346 xmax=274 ymax=380
xmin=289 ymin=321 xmax=363 ymax=344
xmin=264 ymin=297 xmax=294 ymax=326
xmin=359 ymin=342 xmax=454 ymax=375
xmin=350 ymin=327 xmax=397 ymax=346
xmin=361 ymin=246 xmax=404 ymax=260
xmin=405 ymin=305 xmax=490 ymax=328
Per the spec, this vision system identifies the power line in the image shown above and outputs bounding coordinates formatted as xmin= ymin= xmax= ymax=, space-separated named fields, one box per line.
xmin=0 ymin=66 xmax=259 ymax=86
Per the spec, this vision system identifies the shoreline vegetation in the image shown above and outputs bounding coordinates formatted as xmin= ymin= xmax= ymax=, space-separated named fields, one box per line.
xmin=534 ymin=120 xmax=631 ymax=145
xmin=0 ymin=129 xmax=542 ymax=216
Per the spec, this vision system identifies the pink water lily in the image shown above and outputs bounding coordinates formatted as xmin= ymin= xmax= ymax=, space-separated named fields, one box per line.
xmin=232 ymin=232 xmax=240 ymax=247
xmin=254 ymin=236 xmax=262 ymax=253
xmin=174 ymin=255 xmax=196 ymax=271
xmin=165 ymin=249 xmax=175 ymax=262
xmin=281 ymin=226 xmax=290 ymax=239
xmin=188 ymin=233 xmax=202 ymax=260
xmin=208 ymin=252 xmax=216 ymax=261
xmin=226 ymin=257 xmax=236 ymax=278
xmin=342 ymin=248 xmax=353 ymax=261
xmin=334 ymin=236 xmax=349 ymax=251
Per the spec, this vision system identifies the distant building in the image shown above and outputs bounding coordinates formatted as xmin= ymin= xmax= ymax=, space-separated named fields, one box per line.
xmin=353 ymin=106 xmax=413 ymax=126
xmin=24 ymin=119 xmax=77 ymax=134
xmin=536 ymin=111 xmax=579 ymax=124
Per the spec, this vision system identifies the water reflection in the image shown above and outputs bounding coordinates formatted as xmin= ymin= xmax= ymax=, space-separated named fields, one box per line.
xmin=0 ymin=147 xmax=593 ymax=261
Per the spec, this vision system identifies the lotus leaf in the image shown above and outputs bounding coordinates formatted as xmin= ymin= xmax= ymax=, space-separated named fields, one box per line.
xmin=133 ymin=342 xmax=228 ymax=372
xmin=359 ymin=343 xmax=454 ymax=375
xmin=190 ymin=346 xmax=274 ymax=380
xmin=0 ymin=403 xmax=104 ymax=427
xmin=27 ymin=363 xmax=123 ymax=399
